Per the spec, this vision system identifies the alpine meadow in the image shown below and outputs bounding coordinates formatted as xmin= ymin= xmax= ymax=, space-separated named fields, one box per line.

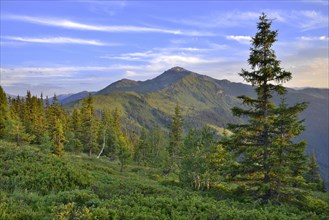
xmin=1 ymin=6 xmax=329 ymax=220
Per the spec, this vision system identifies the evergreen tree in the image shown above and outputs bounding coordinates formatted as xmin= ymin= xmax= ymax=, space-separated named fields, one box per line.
xmin=181 ymin=127 xmax=229 ymax=190
xmin=22 ymin=91 xmax=33 ymax=135
xmin=112 ymin=108 xmax=121 ymax=135
xmin=167 ymin=103 xmax=184 ymax=172
xmin=305 ymin=151 xmax=325 ymax=191
xmin=227 ymin=13 xmax=307 ymax=200
xmin=102 ymin=107 xmax=122 ymax=160
xmin=80 ymin=95 xmax=98 ymax=156
xmin=52 ymin=118 xmax=65 ymax=157
xmin=5 ymin=114 xmax=32 ymax=146
xmin=0 ymin=86 xmax=10 ymax=139
xmin=67 ymin=108 xmax=83 ymax=152
xmin=31 ymin=95 xmax=47 ymax=144
xmin=117 ymin=133 xmax=131 ymax=172
xmin=134 ymin=128 xmax=148 ymax=166
xmin=272 ymin=98 xmax=308 ymax=195
xmin=5 ymin=94 xmax=32 ymax=145
xmin=147 ymin=125 xmax=168 ymax=167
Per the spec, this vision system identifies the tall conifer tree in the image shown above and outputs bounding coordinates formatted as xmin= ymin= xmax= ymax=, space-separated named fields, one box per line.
xmin=228 ymin=13 xmax=307 ymax=200
xmin=80 ymin=95 xmax=98 ymax=156
xmin=166 ymin=103 xmax=184 ymax=173
xmin=53 ymin=118 xmax=65 ymax=157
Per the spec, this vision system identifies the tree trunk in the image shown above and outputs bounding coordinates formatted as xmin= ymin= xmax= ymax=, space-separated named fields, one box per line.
xmin=97 ymin=130 xmax=106 ymax=158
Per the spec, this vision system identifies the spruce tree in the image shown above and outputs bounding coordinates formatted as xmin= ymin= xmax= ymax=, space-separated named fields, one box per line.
xmin=6 ymin=101 xmax=32 ymax=146
xmin=227 ymin=13 xmax=307 ymax=200
xmin=147 ymin=125 xmax=168 ymax=167
xmin=134 ymin=128 xmax=147 ymax=165
xmin=52 ymin=118 xmax=65 ymax=157
xmin=117 ymin=133 xmax=131 ymax=172
xmin=168 ymin=103 xmax=183 ymax=161
xmin=100 ymin=109 xmax=114 ymax=157
xmin=272 ymin=98 xmax=308 ymax=197
xmin=80 ymin=95 xmax=98 ymax=156
xmin=305 ymin=151 xmax=325 ymax=191
xmin=68 ymin=108 xmax=83 ymax=152
xmin=0 ymin=86 xmax=10 ymax=139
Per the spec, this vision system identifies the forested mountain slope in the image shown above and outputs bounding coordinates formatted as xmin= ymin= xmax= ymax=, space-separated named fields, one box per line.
xmin=66 ymin=67 xmax=328 ymax=181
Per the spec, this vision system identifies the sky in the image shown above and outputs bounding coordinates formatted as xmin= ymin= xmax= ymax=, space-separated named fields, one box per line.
xmin=0 ymin=0 xmax=328 ymax=96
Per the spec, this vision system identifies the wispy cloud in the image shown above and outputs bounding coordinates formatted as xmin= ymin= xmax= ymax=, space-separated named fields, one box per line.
xmin=300 ymin=36 xmax=329 ymax=41
xmin=3 ymin=15 xmax=215 ymax=36
xmin=2 ymin=36 xmax=113 ymax=46
xmin=164 ymin=9 xmax=327 ymax=31
xmin=167 ymin=11 xmax=260 ymax=28
xmin=101 ymin=49 xmax=224 ymax=66
xmin=290 ymin=10 xmax=328 ymax=31
xmin=164 ymin=10 xmax=286 ymax=29
xmin=226 ymin=35 xmax=251 ymax=44
xmin=1 ymin=66 xmax=139 ymax=79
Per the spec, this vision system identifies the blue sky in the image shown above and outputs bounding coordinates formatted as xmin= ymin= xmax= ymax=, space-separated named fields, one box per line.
xmin=1 ymin=0 xmax=328 ymax=96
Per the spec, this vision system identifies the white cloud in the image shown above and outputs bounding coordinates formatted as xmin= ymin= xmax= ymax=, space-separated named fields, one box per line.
xmin=100 ymin=47 xmax=224 ymax=67
xmin=3 ymin=15 xmax=215 ymax=36
xmin=300 ymin=36 xmax=329 ymax=41
xmin=2 ymin=36 xmax=113 ymax=46
xmin=226 ymin=35 xmax=251 ymax=44
xmin=125 ymin=70 xmax=138 ymax=77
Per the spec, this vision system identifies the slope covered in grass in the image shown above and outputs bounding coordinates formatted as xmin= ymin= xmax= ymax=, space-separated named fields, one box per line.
xmin=1 ymin=140 xmax=328 ymax=219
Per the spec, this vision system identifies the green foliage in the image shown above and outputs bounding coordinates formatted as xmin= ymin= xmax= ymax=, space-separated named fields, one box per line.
xmin=65 ymin=66 xmax=328 ymax=183
xmin=134 ymin=128 xmax=148 ymax=165
xmin=0 ymin=140 xmax=328 ymax=219
xmin=0 ymin=14 xmax=327 ymax=218
xmin=305 ymin=151 xmax=326 ymax=191
xmin=80 ymin=95 xmax=99 ymax=156
xmin=180 ymin=127 xmax=230 ymax=190
xmin=5 ymin=115 xmax=33 ymax=146
xmin=0 ymin=141 xmax=92 ymax=195
xmin=133 ymin=126 xmax=168 ymax=168
xmin=166 ymin=103 xmax=184 ymax=173
xmin=117 ymin=133 xmax=131 ymax=172
xmin=52 ymin=118 xmax=65 ymax=157
xmin=0 ymin=86 xmax=10 ymax=139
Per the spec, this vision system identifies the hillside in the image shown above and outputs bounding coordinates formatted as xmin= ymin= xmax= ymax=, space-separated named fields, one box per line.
xmin=1 ymin=140 xmax=328 ymax=219
xmin=65 ymin=67 xmax=329 ymax=181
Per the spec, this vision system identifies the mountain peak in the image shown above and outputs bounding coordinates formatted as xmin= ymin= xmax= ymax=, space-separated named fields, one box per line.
xmin=168 ymin=66 xmax=188 ymax=72
xmin=155 ymin=66 xmax=194 ymax=82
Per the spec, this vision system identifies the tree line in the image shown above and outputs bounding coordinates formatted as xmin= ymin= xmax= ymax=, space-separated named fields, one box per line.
xmin=0 ymin=13 xmax=325 ymax=201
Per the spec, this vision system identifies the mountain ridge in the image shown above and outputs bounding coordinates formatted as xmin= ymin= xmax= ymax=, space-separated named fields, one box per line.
xmin=94 ymin=67 xmax=329 ymax=181
xmin=26 ymin=67 xmax=329 ymax=181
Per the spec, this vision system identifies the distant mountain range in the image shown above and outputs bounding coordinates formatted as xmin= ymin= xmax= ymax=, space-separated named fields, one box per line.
xmin=34 ymin=67 xmax=329 ymax=181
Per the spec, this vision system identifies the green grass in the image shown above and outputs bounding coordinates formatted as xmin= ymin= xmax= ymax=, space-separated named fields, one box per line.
xmin=1 ymin=140 xmax=328 ymax=219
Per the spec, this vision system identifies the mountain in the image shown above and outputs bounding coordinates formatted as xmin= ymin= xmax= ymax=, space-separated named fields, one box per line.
xmin=47 ymin=91 xmax=94 ymax=105
xmin=67 ymin=67 xmax=329 ymax=182
xmin=97 ymin=67 xmax=196 ymax=95
xmin=59 ymin=91 xmax=94 ymax=105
